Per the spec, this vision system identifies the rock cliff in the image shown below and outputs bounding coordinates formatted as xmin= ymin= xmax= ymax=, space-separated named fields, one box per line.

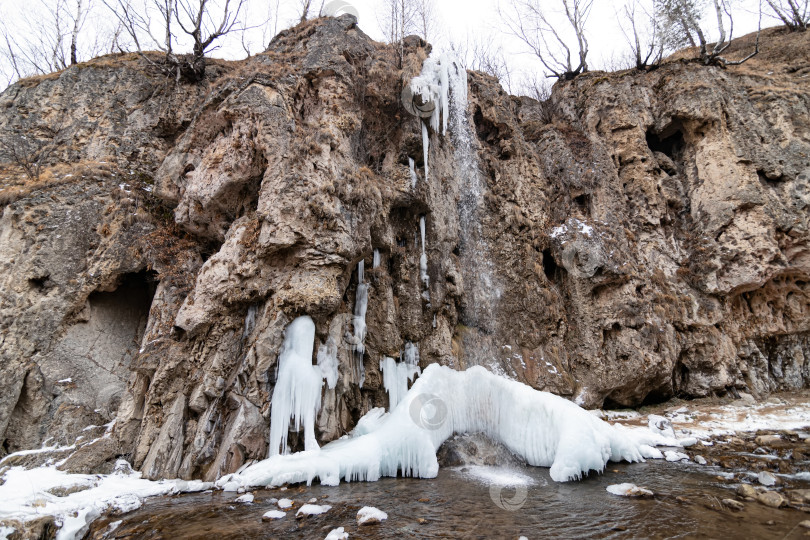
xmin=1 ymin=16 xmax=808 ymax=480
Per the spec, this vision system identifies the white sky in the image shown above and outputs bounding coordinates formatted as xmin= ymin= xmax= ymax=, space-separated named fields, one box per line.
xmin=0 ymin=0 xmax=778 ymax=93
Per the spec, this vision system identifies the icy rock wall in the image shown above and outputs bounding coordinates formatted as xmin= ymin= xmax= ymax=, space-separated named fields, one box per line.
xmin=2 ymin=17 xmax=810 ymax=480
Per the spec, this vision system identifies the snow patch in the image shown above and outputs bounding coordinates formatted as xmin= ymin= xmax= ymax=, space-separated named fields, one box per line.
xmin=277 ymin=498 xmax=293 ymax=509
xmin=357 ymin=506 xmax=388 ymax=524
xmin=0 ymin=460 xmax=186 ymax=538
xmin=263 ymin=510 xmax=286 ymax=520
xmin=296 ymin=503 xmax=331 ymax=516
xmin=550 ymin=218 xmax=594 ymax=240
xmin=606 ymin=483 xmax=653 ymax=497
xmin=325 ymin=527 xmax=349 ymax=540
xmin=664 ymin=450 xmax=689 ymax=462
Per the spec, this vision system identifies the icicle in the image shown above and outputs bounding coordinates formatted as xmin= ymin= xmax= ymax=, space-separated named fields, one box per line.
xmin=402 ymin=341 xmax=419 ymax=366
xmin=380 ymin=356 xmax=421 ymax=410
xmin=421 ymin=122 xmax=430 ymax=182
xmin=268 ymin=316 xmax=323 ymax=456
xmin=440 ymin=55 xmax=450 ymax=135
xmin=419 ymin=217 xmax=429 ymax=298
xmin=317 ymin=336 xmax=339 ymax=390
xmin=242 ymin=305 xmax=257 ymax=340
xmin=372 ymin=249 xmax=380 ymax=269
xmin=352 ymin=260 xmax=368 ymax=387
xmin=408 ymin=157 xmax=417 ymax=189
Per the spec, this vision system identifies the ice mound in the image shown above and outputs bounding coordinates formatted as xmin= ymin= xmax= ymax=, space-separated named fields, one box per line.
xmin=220 ymin=364 xmax=671 ymax=488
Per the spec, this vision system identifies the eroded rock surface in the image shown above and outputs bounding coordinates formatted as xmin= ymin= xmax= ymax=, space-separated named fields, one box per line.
xmin=0 ymin=17 xmax=808 ymax=479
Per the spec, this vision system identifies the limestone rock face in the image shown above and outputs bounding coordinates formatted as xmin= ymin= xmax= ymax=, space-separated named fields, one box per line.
xmin=0 ymin=18 xmax=808 ymax=478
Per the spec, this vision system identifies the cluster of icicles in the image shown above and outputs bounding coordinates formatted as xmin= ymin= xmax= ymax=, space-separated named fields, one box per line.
xmin=226 ymin=52 xmax=677 ymax=490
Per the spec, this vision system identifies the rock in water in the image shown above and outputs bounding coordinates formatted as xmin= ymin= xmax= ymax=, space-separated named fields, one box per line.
xmin=357 ymin=506 xmax=388 ymax=525
xmin=757 ymin=491 xmax=786 ymax=508
xmin=606 ymin=483 xmax=654 ymax=497
xmin=757 ymin=471 xmax=778 ymax=486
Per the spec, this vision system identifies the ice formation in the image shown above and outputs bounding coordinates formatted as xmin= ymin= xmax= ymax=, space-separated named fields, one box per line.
xmin=316 ymin=336 xmax=339 ymax=390
xmin=218 ymin=364 xmax=675 ymax=490
xmin=402 ymin=53 xmax=467 ymax=183
xmin=372 ymin=248 xmax=380 ymax=269
xmin=380 ymin=355 xmax=421 ymax=410
xmin=268 ymin=316 xmax=323 ymax=455
xmin=404 ymin=54 xmax=466 ymax=135
xmin=421 ymin=122 xmax=430 ymax=180
xmin=351 ymin=407 xmax=388 ymax=437
xmin=408 ymin=157 xmax=418 ymax=189
xmin=419 ymin=216 xmax=430 ymax=295
xmin=351 ymin=260 xmax=369 ymax=386
xmin=403 ymin=341 xmax=419 ymax=366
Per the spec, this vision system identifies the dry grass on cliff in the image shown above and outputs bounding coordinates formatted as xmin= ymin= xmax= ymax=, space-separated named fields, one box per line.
xmin=0 ymin=160 xmax=116 ymax=206
xmin=665 ymin=26 xmax=810 ymax=75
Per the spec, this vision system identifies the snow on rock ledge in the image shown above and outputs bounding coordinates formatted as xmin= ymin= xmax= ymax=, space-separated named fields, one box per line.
xmin=219 ymin=364 xmax=672 ymax=488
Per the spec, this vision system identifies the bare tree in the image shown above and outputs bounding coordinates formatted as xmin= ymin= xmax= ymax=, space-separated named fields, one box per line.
xmin=413 ymin=0 xmax=438 ymax=44
xmin=69 ymin=0 xmax=90 ymax=65
xmin=0 ymin=0 xmax=72 ymax=76
xmin=500 ymin=0 xmax=594 ymax=80
xmin=450 ymin=33 xmax=513 ymax=91
xmin=764 ymin=0 xmax=808 ymax=30
xmin=0 ymin=122 xmax=63 ymax=180
xmin=104 ymin=0 xmax=247 ymax=82
xmin=298 ymin=0 xmax=314 ymax=22
xmin=174 ymin=0 xmax=248 ymax=78
xmin=657 ymin=0 xmax=761 ymax=65
xmin=618 ymin=0 xmax=665 ymax=69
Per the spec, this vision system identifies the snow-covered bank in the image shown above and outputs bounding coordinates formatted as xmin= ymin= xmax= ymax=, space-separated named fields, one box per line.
xmin=0 ymin=460 xmax=210 ymax=540
xmin=218 ymin=364 xmax=676 ymax=489
xmin=603 ymin=392 xmax=810 ymax=440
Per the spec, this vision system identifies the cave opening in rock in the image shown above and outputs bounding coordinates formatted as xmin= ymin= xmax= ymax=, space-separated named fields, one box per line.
xmin=66 ymin=270 xmax=158 ymax=413
xmin=573 ymin=193 xmax=591 ymax=215
xmin=542 ymin=249 xmax=564 ymax=282
xmin=646 ymin=126 xmax=684 ymax=161
xmin=640 ymin=385 xmax=674 ymax=407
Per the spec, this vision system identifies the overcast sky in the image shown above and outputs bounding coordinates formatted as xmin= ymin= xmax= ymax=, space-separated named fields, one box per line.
xmin=0 ymin=0 xmax=776 ymax=93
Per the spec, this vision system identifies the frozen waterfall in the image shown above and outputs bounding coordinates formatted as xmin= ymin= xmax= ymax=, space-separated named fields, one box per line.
xmin=268 ymin=316 xmax=323 ymax=456
xmin=222 ymin=364 xmax=676 ymax=489
xmin=402 ymin=53 xmax=467 ymax=185
xmin=352 ymin=260 xmax=368 ymax=386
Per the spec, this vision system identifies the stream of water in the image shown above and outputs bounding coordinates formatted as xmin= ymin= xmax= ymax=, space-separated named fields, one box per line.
xmin=88 ymin=456 xmax=809 ymax=539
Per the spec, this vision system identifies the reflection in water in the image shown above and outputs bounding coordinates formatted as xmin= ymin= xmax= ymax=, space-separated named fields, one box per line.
xmin=89 ymin=458 xmax=808 ymax=539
